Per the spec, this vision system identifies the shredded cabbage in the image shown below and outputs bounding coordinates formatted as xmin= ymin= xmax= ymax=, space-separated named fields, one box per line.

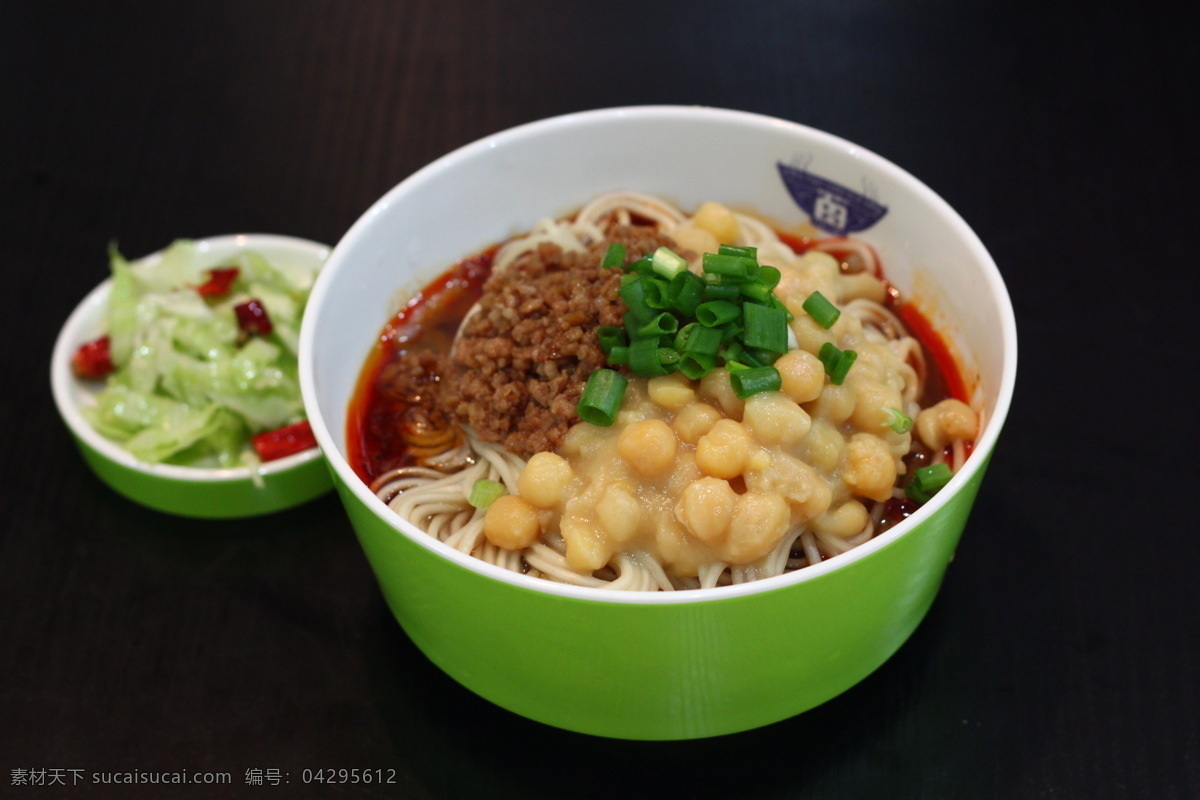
xmin=82 ymin=240 xmax=313 ymax=467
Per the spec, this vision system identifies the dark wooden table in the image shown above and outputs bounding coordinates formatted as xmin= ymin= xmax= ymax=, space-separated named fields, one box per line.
xmin=4 ymin=2 xmax=1196 ymax=797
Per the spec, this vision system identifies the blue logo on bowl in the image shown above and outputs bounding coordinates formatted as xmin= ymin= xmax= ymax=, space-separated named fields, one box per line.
xmin=777 ymin=161 xmax=888 ymax=236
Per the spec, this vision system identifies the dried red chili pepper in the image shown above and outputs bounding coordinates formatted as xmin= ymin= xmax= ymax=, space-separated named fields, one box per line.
xmin=71 ymin=336 xmax=114 ymax=379
xmin=251 ymin=420 xmax=317 ymax=461
xmin=234 ymin=298 xmax=273 ymax=337
xmin=196 ymin=266 xmax=240 ymax=298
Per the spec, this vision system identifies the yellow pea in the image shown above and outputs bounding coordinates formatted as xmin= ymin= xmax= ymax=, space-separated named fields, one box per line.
xmin=916 ymin=398 xmax=977 ymax=450
xmin=743 ymin=391 xmax=812 ymax=445
xmin=775 ymin=350 xmax=825 ymax=403
xmin=841 ymin=433 xmax=897 ymax=503
xmin=699 ymin=368 xmax=744 ymax=419
xmin=616 ymin=419 xmax=678 ymax=478
xmin=848 ymin=380 xmax=904 ymax=436
xmin=597 ymin=483 xmax=642 ymax=543
xmin=811 ymin=500 xmax=869 ymax=539
xmin=723 ymin=492 xmax=791 ymax=564
xmin=672 ymin=402 xmax=722 ymax=444
xmin=695 ymin=419 xmax=754 ymax=479
xmin=692 ymin=202 xmax=740 ymax=243
xmin=674 ymin=477 xmax=737 ymax=545
xmin=671 ymin=222 xmax=720 ymax=259
xmin=517 ymin=451 xmax=574 ymax=508
xmin=647 ymin=373 xmax=696 ymax=411
xmin=483 ymin=495 xmax=541 ymax=550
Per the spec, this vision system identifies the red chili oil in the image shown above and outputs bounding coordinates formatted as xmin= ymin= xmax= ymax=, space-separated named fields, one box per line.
xmin=346 ymin=249 xmax=494 ymax=484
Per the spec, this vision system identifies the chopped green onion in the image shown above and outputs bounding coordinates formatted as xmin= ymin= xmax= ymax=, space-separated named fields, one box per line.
xmin=746 ymin=346 xmax=779 ymax=366
xmin=577 ymin=369 xmax=627 ymax=426
xmin=652 ymin=246 xmax=688 ymax=280
xmin=680 ymin=324 xmax=723 ymax=356
xmin=643 ymin=277 xmax=670 ymax=310
xmin=818 ymin=342 xmax=858 ymax=385
xmin=719 ymin=342 xmax=764 ymax=367
xmin=769 ymin=294 xmax=795 ymax=322
xmin=667 ymin=272 xmax=704 ymax=316
xmin=730 ymin=365 xmax=782 ymax=398
xmin=906 ymin=462 xmax=953 ymax=503
xmin=702 ymin=282 xmax=741 ymax=301
xmin=599 ymin=237 xmax=798 ymax=385
xmin=834 ymin=349 xmax=858 ymax=384
xmin=756 ymin=265 xmax=781 ymax=289
xmin=629 ymin=337 xmax=677 ymax=376
xmin=637 ymin=312 xmax=679 ymax=338
xmin=696 ymin=300 xmax=740 ymax=328
xmin=702 ymin=252 xmax=756 ymax=278
xmin=739 ymin=281 xmax=775 ymax=303
xmin=469 ymin=479 xmax=507 ymax=510
xmin=884 ymin=407 xmax=913 ymax=434
xmin=818 ymin=342 xmax=841 ymax=375
xmin=619 ymin=279 xmax=655 ymax=322
xmin=742 ymin=303 xmax=788 ymax=354
xmin=673 ymin=322 xmax=696 ymax=353
xmin=601 ymin=242 xmax=627 ymax=270
xmin=717 ymin=244 xmax=758 ymax=260
xmin=597 ymin=326 xmax=627 ymax=355
xmin=622 ymin=312 xmax=641 ymax=341
xmin=802 ymin=291 xmax=840 ymax=329
xmin=620 ymin=272 xmax=670 ymax=312
xmin=628 ymin=255 xmax=655 ymax=275
xmin=679 ymin=352 xmax=715 ymax=380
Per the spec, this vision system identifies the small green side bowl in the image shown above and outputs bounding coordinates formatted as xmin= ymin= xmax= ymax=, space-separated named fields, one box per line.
xmin=51 ymin=234 xmax=333 ymax=519
xmin=300 ymin=107 xmax=1018 ymax=739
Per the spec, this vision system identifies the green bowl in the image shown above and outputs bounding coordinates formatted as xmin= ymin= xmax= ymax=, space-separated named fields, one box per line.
xmin=52 ymin=234 xmax=333 ymax=519
xmin=300 ymin=107 xmax=1017 ymax=739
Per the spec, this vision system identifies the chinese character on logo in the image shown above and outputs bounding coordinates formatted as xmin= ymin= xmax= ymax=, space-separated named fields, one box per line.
xmin=813 ymin=191 xmax=849 ymax=231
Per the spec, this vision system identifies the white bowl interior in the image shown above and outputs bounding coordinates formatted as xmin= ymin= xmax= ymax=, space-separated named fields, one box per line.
xmin=301 ymin=106 xmax=1017 ymax=601
xmin=52 ymin=234 xmax=330 ymax=481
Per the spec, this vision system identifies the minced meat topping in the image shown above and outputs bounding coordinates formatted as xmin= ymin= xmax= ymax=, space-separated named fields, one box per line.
xmin=445 ymin=226 xmax=673 ymax=457
xmin=378 ymin=224 xmax=674 ymax=459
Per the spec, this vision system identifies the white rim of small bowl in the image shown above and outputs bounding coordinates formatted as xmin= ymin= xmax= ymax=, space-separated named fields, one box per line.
xmin=52 ymin=233 xmax=330 ymax=484
xmin=302 ymin=105 xmax=1017 ymax=605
